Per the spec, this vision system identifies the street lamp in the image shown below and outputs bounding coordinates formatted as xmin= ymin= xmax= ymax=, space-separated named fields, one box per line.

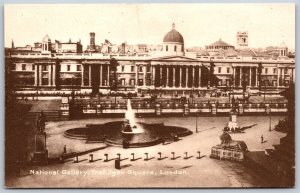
xmin=196 ymin=111 xmax=198 ymax=133
xmin=228 ymin=80 xmax=232 ymax=103
xmin=264 ymin=80 xmax=268 ymax=102
xmin=195 ymin=109 xmax=201 ymax=133
xmin=269 ymin=108 xmax=272 ymax=132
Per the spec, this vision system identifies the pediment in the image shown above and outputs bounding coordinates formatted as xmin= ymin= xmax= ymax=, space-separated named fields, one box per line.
xmin=151 ymin=55 xmax=199 ymax=62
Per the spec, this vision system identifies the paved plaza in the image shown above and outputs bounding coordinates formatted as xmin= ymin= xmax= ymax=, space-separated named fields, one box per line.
xmin=6 ymin=115 xmax=286 ymax=188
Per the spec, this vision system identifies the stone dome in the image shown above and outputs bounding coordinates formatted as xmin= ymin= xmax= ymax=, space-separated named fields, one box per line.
xmin=42 ymin=34 xmax=51 ymax=42
xmin=163 ymin=23 xmax=184 ymax=44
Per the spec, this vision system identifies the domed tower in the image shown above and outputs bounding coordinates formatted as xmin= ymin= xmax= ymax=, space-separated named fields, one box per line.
xmin=279 ymin=41 xmax=288 ymax=57
xmin=42 ymin=34 xmax=52 ymax=53
xmin=163 ymin=23 xmax=184 ymax=56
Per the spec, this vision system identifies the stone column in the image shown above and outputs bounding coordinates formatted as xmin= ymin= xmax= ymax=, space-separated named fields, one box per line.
xmin=143 ymin=66 xmax=146 ymax=86
xmin=81 ymin=65 xmax=84 ymax=86
xmin=249 ymin=67 xmax=252 ymax=87
xmin=34 ymin=64 xmax=38 ymax=86
xmin=173 ymin=66 xmax=176 ymax=87
xmin=160 ymin=66 xmax=163 ymax=87
xmin=277 ymin=65 xmax=280 ymax=87
xmin=186 ymin=66 xmax=188 ymax=87
xmin=281 ymin=68 xmax=284 ymax=85
xmin=199 ymin=66 xmax=201 ymax=87
xmin=52 ymin=64 xmax=56 ymax=87
xmin=239 ymin=67 xmax=242 ymax=87
xmin=233 ymin=67 xmax=235 ymax=86
xmin=39 ymin=64 xmax=42 ymax=86
xmin=89 ymin=65 xmax=92 ymax=86
xmin=166 ymin=66 xmax=169 ymax=87
xmin=152 ymin=65 xmax=155 ymax=86
xmin=48 ymin=64 xmax=51 ymax=86
xmin=136 ymin=65 xmax=138 ymax=86
xmin=192 ymin=66 xmax=195 ymax=86
xmin=292 ymin=67 xmax=295 ymax=83
xmin=255 ymin=67 xmax=258 ymax=87
xmin=100 ymin=65 xmax=102 ymax=86
xmin=107 ymin=65 xmax=110 ymax=86
xmin=180 ymin=66 xmax=182 ymax=87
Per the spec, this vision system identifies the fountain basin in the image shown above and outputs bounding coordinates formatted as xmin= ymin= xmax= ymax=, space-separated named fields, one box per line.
xmin=64 ymin=121 xmax=192 ymax=148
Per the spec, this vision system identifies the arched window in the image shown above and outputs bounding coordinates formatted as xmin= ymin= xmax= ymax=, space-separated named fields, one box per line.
xmin=181 ymin=45 xmax=184 ymax=52
xmin=45 ymin=44 xmax=47 ymax=51
xmin=166 ymin=45 xmax=168 ymax=51
xmin=174 ymin=45 xmax=177 ymax=52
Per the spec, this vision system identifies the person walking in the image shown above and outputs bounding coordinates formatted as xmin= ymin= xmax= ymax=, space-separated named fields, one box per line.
xmin=63 ymin=145 xmax=67 ymax=155
xmin=261 ymin=135 xmax=264 ymax=143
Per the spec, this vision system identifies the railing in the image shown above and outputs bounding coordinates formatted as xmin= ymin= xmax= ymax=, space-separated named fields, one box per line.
xmin=67 ymin=101 xmax=287 ymax=116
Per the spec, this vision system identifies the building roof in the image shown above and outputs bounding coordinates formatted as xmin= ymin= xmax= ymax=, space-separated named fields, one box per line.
xmin=207 ymin=38 xmax=233 ymax=47
xmin=238 ymin=49 xmax=257 ymax=57
xmin=163 ymin=23 xmax=184 ymax=44
xmin=216 ymin=48 xmax=239 ymax=57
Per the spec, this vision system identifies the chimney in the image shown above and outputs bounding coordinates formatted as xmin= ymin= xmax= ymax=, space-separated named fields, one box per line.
xmin=89 ymin=32 xmax=95 ymax=51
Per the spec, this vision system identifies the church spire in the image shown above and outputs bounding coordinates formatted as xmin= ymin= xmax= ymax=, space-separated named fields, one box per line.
xmin=11 ymin=39 xmax=15 ymax=49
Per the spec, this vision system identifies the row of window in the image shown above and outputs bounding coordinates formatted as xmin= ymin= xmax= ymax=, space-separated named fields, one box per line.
xmin=121 ymin=66 xmax=151 ymax=73
xmin=217 ymin=67 xmax=231 ymax=74
xmin=165 ymin=45 xmax=184 ymax=52
xmin=216 ymin=67 xmax=289 ymax=75
xmin=12 ymin=64 xmax=83 ymax=72
xmin=264 ymin=68 xmax=288 ymax=74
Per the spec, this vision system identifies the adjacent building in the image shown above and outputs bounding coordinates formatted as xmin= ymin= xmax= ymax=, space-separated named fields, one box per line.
xmin=5 ymin=23 xmax=295 ymax=96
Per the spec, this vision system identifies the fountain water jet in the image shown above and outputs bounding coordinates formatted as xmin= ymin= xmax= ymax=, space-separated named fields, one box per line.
xmin=122 ymin=99 xmax=144 ymax=134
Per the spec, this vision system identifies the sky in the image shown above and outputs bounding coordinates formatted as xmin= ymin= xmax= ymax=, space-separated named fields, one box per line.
xmin=4 ymin=4 xmax=295 ymax=49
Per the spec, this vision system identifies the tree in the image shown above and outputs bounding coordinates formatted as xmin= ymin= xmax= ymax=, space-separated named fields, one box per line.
xmin=109 ymin=57 xmax=118 ymax=90
xmin=110 ymin=57 xmax=119 ymax=103
xmin=258 ymin=63 xmax=262 ymax=90
xmin=55 ymin=58 xmax=61 ymax=90
xmin=209 ymin=62 xmax=215 ymax=87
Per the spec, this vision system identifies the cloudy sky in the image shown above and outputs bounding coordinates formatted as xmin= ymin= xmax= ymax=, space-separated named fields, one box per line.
xmin=5 ymin=4 xmax=295 ymax=49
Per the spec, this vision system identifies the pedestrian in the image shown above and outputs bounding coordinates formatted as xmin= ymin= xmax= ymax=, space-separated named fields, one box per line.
xmin=261 ymin=135 xmax=264 ymax=143
xmin=63 ymin=145 xmax=67 ymax=154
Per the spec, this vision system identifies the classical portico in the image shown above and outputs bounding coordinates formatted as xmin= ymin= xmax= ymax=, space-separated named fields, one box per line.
xmin=150 ymin=56 xmax=203 ymax=89
xmin=231 ymin=63 xmax=259 ymax=87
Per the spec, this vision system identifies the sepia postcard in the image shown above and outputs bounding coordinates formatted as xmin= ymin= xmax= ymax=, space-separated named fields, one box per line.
xmin=4 ymin=3 xmax=295 ymax=188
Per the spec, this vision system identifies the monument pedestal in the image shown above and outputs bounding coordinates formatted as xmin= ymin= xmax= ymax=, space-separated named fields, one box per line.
xmin=31 ymin=132 xmax=48 ymax=165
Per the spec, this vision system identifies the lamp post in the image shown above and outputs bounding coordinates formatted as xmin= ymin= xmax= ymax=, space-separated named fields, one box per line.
xmin=196 ymin=111 xmax=198 ymax=133
xmin=228 ymin=80 xmax=232 ymax=103
xmin=264 ymin=80 xmax=268 ymax=102
xmin=195 ymin=109 xmax=201 ymax=133
xmin=269 ymin=108 xmax=272 ymax=132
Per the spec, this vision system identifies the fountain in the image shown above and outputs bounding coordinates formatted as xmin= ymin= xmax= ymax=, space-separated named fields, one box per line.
xmin=122 ymin=100 xmax=143 ymax=134
xmin=64 ymin=100 xmax=192 ymax=148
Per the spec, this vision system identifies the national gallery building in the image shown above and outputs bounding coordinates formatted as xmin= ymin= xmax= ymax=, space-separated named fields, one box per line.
xmin=5 ymin=24 xmax=295 ymax=95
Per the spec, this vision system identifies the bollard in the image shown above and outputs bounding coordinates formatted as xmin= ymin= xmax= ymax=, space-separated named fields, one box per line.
xmin=115 ymin=158 xmax=121 ymax=170
xmin=74 ymin=155 xmax=79 ymax=163
xmin=89 ymin=154 xmax=94 ymax=162
xmin=117 ymin=153 xmax=121 ymax=160
xmin=184 ymin=152 xmax=188 ymax=159
xmin=144 ymin=153 xmax=149 ymax=161
xmin=171 ymin=152 xmax=175 ymax=160
xmin=104 ymin=154 xmax=108 ymax=162
xmin=130 ymin=153 xmax=135 ymax=161
xmin=158 ymin=152 xmax=162 ymax=160
xmin=197 ymin=151 xmax=201 ymax=159
xmin=59 ymin=156 xmax=64 ymax=163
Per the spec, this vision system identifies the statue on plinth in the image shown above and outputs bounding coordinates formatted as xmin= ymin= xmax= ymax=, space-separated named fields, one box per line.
xmin=223 ymin=97 xmax=242 ymax=132
xmin=32 ymin=111 xmax=48 ymax=165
